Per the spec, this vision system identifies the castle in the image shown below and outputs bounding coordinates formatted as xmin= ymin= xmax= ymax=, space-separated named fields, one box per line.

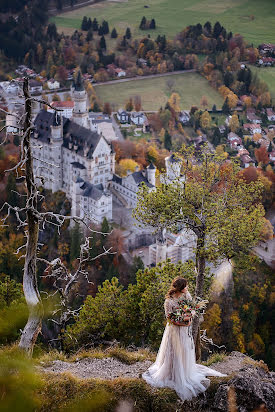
xmin=31 ymin=72 xmax=115 ymax=224
xmin=28 ymin=72 xmax=183 ymax=225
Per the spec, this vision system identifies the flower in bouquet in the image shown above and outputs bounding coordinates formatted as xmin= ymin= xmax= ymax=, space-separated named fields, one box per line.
xmin=167 ymin=297 xmax=208 ymax=325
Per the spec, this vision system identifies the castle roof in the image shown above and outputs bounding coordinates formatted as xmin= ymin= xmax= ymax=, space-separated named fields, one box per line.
xmin=131 ymin=171 xmax=154 ymax=188
xmin=34 ymin=110 xmax=102 ymax=159
xmin=81 ymin=182 xmax=106 ymax=201
xmin=147 ymin=162 xmax=156 ymax=169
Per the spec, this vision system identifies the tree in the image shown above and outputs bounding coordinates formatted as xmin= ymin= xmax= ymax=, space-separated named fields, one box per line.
xmin=255 ymin=146 xmax=269 ymax=165
xmin=92 ymin=18 xmax=98 ymax=31
xmin=227 ymin=92 xmax=238 ymax=109
xmin=149 ymin=19 xmax=156 ymax=29
xmin=133 ymin=147 xmax=265 ymax=358
xmin=125 ymin=98 xmax=133 ymax=112
xmin=200 ymin=96 xmax=208 ymax=109
xmin=134 ymin=95 xmax=142 ymax=112
xmin=86 ymin=28 xmax=93 ymax=42
xmin=6 ymin=173 xmax=17 ymax=207
xmin=168 ymin=93 xmax=181 ymax=113
xmin=99 ymin=35 xmax=106 ymax=51
xmin=118 ymin=159 xmax=139 ymax=176
xmin=267 ymin=141 xmax=272 ymax=153
xmin=229 ymin=113 xmax=240 ymax=133
xmin=222 ymin=97 xmax=230 ymax=114
xmin=212 ymin=104 xmax=217 ymax=113
xmin=81 ymin=16 xmax=88 ymax=31
xmin=125 ymin=27 xmax=131 ymax=39
xmin=164 ymin=129 xmax=172 ymax=151
xmin=103 ymin=102 xmax=112 ymax=116
xmin=139 ymin=16 xmax=147 ymax=30
xmin=111 ymin=28 xmax=118 ymax=38
xmin=70 ymin=223 xmax=83 ymax=262
xmin=200 ymin=111 xmax=211 ymax=129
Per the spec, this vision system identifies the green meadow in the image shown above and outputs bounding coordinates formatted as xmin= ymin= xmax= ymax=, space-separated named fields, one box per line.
xmin=51 ymin=0 xmax=275 ymax=45
xmin=93 ymin=72 xmax=224 ymax=110
xmin=249 ymin=65 xmax=275 ymax=101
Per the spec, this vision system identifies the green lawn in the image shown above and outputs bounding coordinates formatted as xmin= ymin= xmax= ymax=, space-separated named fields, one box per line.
xmin=93 ymin=72 xmax=223 ymax=110
xmin=51 ymin=0 xmax=275 ymax=45
xmin=249 ymin=65 xmax=275 ymax=101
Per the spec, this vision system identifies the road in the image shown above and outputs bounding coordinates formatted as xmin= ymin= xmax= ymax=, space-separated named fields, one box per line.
xmin=93 ymin=69 xmax=196 ymax=87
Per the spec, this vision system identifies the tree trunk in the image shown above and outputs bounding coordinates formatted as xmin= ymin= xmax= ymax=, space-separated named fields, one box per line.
xmin=193 ymin=230 xmax=206 ymax=361
xmin=18 ymin=78 xmax=43 ymax=356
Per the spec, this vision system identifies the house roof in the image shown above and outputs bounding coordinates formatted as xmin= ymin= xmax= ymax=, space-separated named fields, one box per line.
xmin=131 ymin=171 xmax=154 ymax=188
xmin=34 ymin=110 xmax=102 ymax=158
xmin=81 ymin=182 xmax=105 ymax=200
xmin=71 ymin=161 xmax=86 ymax=169
xmin=51 ymin=101 xmax=74 ymax=108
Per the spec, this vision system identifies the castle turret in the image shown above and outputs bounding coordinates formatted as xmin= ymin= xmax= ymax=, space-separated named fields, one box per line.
xmin=50 ymin=114 xmax=63 ymax=192
xmin=72 ymin=70 xmax=89 ymax=128
xmin=165 ymin=154 xmax=181 ymax=182
xmin=50 ymin=113 xmax=63 ymax=141
xmin=146 ymin=162 xmax=156 ymax=187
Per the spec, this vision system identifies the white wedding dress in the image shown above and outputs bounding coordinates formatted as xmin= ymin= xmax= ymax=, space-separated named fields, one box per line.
xmin=142 ymin=292 xmax=226 ymax=401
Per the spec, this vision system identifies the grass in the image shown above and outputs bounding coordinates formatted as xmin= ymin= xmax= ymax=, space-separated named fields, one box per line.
xmin=94 ymin=72 xmax=224 ymax=110
xmin=51 ymin=0 xmax=275 ymax=45
xmin=249 ymin=65 xmax=275 ymax=101
xmin=202 ymin=351 xmax=227 ymax=367
xmin=36 ymin=346 xmax=156 ymax=367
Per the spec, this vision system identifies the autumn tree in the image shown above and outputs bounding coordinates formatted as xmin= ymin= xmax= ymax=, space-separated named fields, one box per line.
xmin=118 ymin=159 xmax=139 ymax=176
xmin=134 ymin=95 xmax=142 ymax=112
xmin=125 ymin=98 xmax=133 ymax=112
xmin=103 ymin=102 xmax=112 ymax=116
xmin=200 ymin=111 xmax=211 ymax=129
xmin=168 ymin=93 xmax=181 ymax=113
xmin=229 ymin=113 xmax=240 ymax=133
xmin=200 ymin=96 xmax=208 ymax=109
xmin=133 ymin=146 xmax=265 ymax=358
xmin=255 ymin=146 xmax=269 ymax=165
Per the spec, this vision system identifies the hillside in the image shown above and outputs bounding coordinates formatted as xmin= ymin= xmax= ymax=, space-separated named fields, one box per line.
xmin=51 ymin=0 xmax=275 ymax=44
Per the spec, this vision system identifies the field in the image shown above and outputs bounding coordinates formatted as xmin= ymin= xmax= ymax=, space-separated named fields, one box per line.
xmin=51 ymin=0 xmax=275 ymax=45
xmin=93 ymin=72 xmax=224 ymax=110
xmin=249 ymin=65 xmax=275 ymax=101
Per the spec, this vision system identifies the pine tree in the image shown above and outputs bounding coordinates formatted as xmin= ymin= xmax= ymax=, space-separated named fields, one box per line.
xmin=149 ymin=18 xmax=156 ymax=29
xmin=99 ymin=35 xmax=106 ymax=50
xmin=111 ymin=28 xmax=118 ymax=38
xmin=102 ymin=20 xmax=109 ymax=35
xmin=6 ymin=173 xmax=17 ymax=207
xmin=212 ymin=104 xmax=217 ymax=112
xmin=222 ymin=97 xmax=230 ymax=115
xmin=268 ymin=141 xmax=272 ymax=153
xmin=164 ymin=129 xmax=172 ymax=151
xmin=92 ymin=18 xmax=98 ymax=31
xmin=98 ymin=25 xmax=104 ymax=36
xmin=70 ymin=223 xmax=83 ymax=263
xmin=86 ymin=28 xmax=93 ymax=42
xmin=139 ymin=16 xmax=147 ymax=30
xmin=125 ymin=27 xmax=131 ymax=39
xmin=81 ymin=16 xmax=88 ymax=31
xmin=87 ymin=17 xmax=92 ymax=30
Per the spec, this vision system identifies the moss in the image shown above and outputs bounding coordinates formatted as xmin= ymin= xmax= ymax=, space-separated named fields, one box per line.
xmin=241 ymin=357 xmax=269 ymax=372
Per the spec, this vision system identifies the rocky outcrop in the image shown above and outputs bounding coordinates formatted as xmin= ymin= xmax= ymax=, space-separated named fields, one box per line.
xmin=187 ymin=352 xmax=275 ymax=412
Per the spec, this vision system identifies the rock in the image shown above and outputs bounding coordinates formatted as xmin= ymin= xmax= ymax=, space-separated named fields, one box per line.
xmin=213 ymin=364 xmax=275 ymax=412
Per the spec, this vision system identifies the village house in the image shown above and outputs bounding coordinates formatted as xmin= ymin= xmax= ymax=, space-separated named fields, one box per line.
xmin=48 ymin=101 xmax=74 ymax=119
xmin=246 ymin=108 xmax=262 ymax=124
xmin=29 ymin=80 xmax=43 ymax=94
xmin=179 ymin=110 xmax=190 ymax=124
xmin=47 ymin=79 xmax=60 ymax=90
xmin=130 ymin=111 xmax=147 ymax=126
xmin=117 ymin=109 xmax=130 ymax=124
xmin=88 ymin=113 xmax=117 ymax=142
xmin=115 ymin=68 xmax=126 ymax=77
xmin=243 ymin=123 xmax=262 ymax=135
xmin=240 ymin=154 xmax=255 ymax=168
xmin=266 ymin=108 xmax=275 ymax=121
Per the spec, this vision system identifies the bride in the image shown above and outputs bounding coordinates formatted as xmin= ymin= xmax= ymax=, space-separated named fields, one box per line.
xmin=142 ymin=276 xmax=226 ymax=401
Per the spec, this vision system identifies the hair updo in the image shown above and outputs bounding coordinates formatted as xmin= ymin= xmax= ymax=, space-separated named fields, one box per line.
xmin=166 ymin=276 xmax=187 ymax=298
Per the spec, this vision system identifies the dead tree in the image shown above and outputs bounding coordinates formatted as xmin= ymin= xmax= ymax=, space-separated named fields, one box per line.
xmin=1 ymin=78 xmax=111 ymax=356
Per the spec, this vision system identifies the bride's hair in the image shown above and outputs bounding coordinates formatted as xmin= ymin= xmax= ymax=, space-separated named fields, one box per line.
xmin=166 ymin=277 xmax=187 ymax=298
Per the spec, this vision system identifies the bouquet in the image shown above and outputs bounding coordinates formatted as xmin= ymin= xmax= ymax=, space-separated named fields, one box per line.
xmin=167 ymin=297 xmax=208 ymax=325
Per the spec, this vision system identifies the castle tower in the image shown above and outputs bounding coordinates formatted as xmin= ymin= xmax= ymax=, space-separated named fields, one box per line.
xmin=156 ymin=228 xmax=167 ymax=264
xmin=72 ymin=70 xmax=89 ymax=129
xmin=165 ymin=154 xmax=181 ymax=182
xmin=146 ymin=162 xmax=156 ymax=187
xmin=50 ymin=114 xmax=63 ymax=192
